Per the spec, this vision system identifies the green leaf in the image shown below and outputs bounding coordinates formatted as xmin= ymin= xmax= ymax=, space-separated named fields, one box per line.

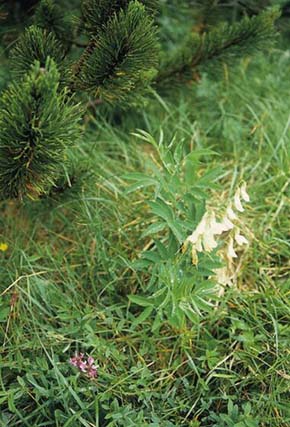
xmin=124 ymin=172 xmax=158 ymax=193
xmin=141 ymin=222 xmax=166 ymax=238
xmin=142 ymin=251 xmax=162 ymax=263
xmin=132 ymin=306 xmax=154 ymax=327
xmin=148 ymin=199 xmax=174 ymax=222
xmin=196 ymin=167 xmax=223 ymax=186
xmin=128 ymin=295 xmax=154 ymax=307
xmin=0 ymin=306 xmax=10 ymax=322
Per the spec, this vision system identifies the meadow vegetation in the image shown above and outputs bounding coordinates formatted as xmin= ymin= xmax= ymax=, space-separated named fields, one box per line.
xmin=0 ymin=1 xmax=289 ymax=426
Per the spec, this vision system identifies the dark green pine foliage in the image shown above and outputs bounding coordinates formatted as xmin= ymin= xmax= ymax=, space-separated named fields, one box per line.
xmin=81 ymin=0 xmax=158 ymax=35
xmin=74 ymin=1 xmax=159 ymax=106
xmin=33 ymin=0 xmax=72 ymax=47
xmin=0 ymin=58 xmax=82 ymax=200
xmin=10 ymin=25 xmax=65 ymax=79
xmin=0 ymin=0 xmax=282 ymax=201
xmin=156 ymin=7 xmax=280 ymax=92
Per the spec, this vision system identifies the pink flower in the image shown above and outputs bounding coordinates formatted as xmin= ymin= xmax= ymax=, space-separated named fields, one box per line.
xmin=69 ymin=353 xmax=98 ymax=379
xmin=69 ymin=353 xmax=85 ymax=368
xmin=87 ymin=356 xmax=98 ymax=378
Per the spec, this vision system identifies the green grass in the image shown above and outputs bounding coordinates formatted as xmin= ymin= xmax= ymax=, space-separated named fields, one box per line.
xmin=0 ymin=47 xmax=289 ymax=426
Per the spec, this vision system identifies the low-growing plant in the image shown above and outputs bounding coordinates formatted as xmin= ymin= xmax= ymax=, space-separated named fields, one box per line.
xmin=126 ymin=131 xmax=251 ymax=330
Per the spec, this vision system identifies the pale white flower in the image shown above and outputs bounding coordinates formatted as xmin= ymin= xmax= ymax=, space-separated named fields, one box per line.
xmin=187 ymin=230 xmax=199 ymax=245
xmin=209 ymin=212 xmax=225 ymax=235
xmin=220 ymin=215 xmax=235 ymax=231
xmin=195 ymin=214 xmax=207 ymax=235
xmin=184 ymin=181 xmax=250 ymax=267
xmin=240 ymin=182 xmax=250 ymax=202
xmin=234 ymin=189 xmax=244 ymax=212
xmin=226 ymin=204 xmax=238 ymax=220
xmin=195 ymin=236 xmax=203 ymax=252
xmin=215 ymin=267 xmax=233 ymax=286
xmin=187 ymin=214 xmax=208 ymax=244
xmin=227 ymin=237 xmax=238 ymax=258
xmin=203 ymin=230 xmax=218 ymax=252
xmin=235 ymin=231 xmax=248 ymax=246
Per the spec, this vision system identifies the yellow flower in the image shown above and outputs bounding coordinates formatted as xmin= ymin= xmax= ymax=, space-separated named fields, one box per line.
xmin=0 ymin=243 xmax=8 ymax=252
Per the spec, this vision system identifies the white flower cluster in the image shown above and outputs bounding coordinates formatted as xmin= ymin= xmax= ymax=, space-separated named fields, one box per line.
xmin=184 ymin=182 xmax=250 ymax=266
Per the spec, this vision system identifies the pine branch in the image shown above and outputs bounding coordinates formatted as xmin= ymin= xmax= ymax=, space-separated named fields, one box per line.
xmin=81 ymin=0 xmax=158 ymax=35
xmin=74 ymin=1 xmax=159 ymax=107
xmin=10 ymin=25 xmax=66 ymax=79
xmin=33 ymin=0 xmax=73 ymax=47
xmin=156 ymin=7 xmax=280 ymax=92
xmin=0 ymin=58 xmax=82 ymax=200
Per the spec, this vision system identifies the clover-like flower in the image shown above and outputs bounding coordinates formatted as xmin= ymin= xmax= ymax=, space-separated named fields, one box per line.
xmin=69 ymin=353 xmax=98 ymax=379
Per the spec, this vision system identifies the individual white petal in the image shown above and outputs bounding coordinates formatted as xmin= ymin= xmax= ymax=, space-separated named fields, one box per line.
xmin=220 ymin=216 xmax=235 ymax=231
xmin=234 ymin=189 xmax=244 ymax=212
xmin=209 ymin=212 xmax=225 ymax=235
xmin=226 ymin=204 xmax=238 ymax=220
xmin=187 ymin=230 xmax=199 ymax=244
xmin=235 ymin=232 xmax=249 ymax=246
xmin=195 ymin=214 xmax=208 ymax=235
xmin=240 ymin=182 xmax=250 ymax=202
xmin=212 ymin=222 xmax=226 ymax=234
xmin=215 ymin=267 xmax=232 ymax=286
xmin=195 ymin=237 xmax=203 ymax=252
xmin=227 ymin=237 xmax=238 ymax=258
xmin=203 ymin=230 xmax=218 ymax=252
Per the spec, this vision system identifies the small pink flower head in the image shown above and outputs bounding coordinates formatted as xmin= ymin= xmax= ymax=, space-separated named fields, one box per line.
xmin=87 ymin=356 xmax=95 ymax=366
xmin=69 ymin=353 xmax=98 ymax=379
xmin=69 ymin=353 xmax=85 ymax=368
xmin=87 ymin=356 xmax=98 ymax=378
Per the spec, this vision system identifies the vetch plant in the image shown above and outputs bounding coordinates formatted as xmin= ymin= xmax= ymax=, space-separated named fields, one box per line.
xmin=126 ymin=131 xmax=225 ymax=329
xmin=126 ymin=132 xmax=251 ymax=329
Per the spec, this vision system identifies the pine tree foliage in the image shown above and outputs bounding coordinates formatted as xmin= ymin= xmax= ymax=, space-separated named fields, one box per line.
xmin=0 ymin=58 xmax=82 ymax=200
xmin=74 ymin=1 xmax=159 ymax=105
xmin=156 ymin=7 xmax=280 ymax=91
xmin=10 ymin=25 xmax=65 ymax=79
xmin=0 ymin=0 xmax=282 ymax=201
xmin=34 ymin=0 xmax=72 ymax=46
xmin=81 ymin=0 xmax=158 ymax=35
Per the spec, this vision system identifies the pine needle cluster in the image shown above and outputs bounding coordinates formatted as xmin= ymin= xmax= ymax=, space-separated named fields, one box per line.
xmin=0 ymin=0 xmax=282 ymax=200
xmin=0 ymin=58 xmax=82 ymax=200
xmin=81 ymin=0 xmax=158 ymax=35
xmin=156 ymin=7 xmax=280 ymax=92
xmin=75 ymin=1 xmax=159 ymax=105
xmin=33 ymin=0 xmax=72 ymax=46
xmin=10 ymin=26 xmax=65 ymax=79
